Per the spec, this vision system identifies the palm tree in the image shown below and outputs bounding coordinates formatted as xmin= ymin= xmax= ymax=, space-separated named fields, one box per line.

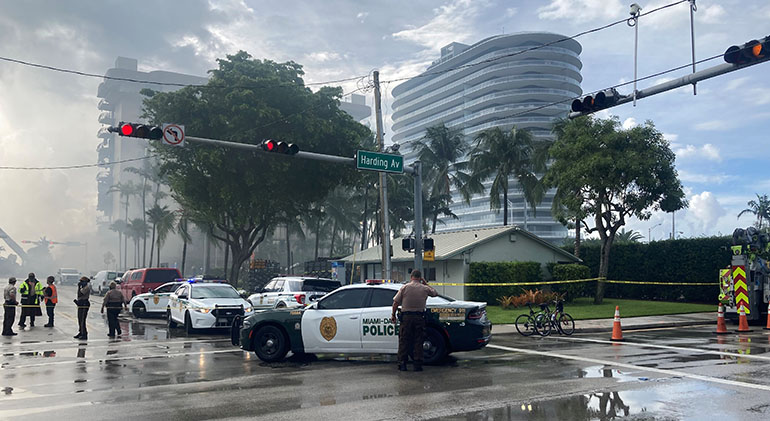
xmin=109 ymin=220 xmax=128 ymax=270
xmin=126 ymin=218 xmax=149 ymax=267
xmin=615 ymin=228 xmax=644 ymax=244
xmin=108 ymin=181 xmax=141 ymax=267
xmin=464 ymin=126 xmax=544 ymax=226
xmin=154 ymin=207 xmax=177 ymax=265
xmin=738 ymin=193 xmax=770 ymax=229
xmin=177 ymin=212 xmax=192 ymax=277
xmin=146 ymin=204 xmax=166 ymax=267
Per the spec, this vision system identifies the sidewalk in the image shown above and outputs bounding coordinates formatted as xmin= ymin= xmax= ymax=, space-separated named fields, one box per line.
xmin=492 ymin=312 xmax=714 ymax=335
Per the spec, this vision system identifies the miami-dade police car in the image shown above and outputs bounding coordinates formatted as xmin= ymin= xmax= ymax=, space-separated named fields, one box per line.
xmin=167 ymin=281 xmax=253 ymax=333
xmin=128 ymin=281 xmax=184 ymax=318
xmin=231 ymin=281 xmax=491 ymax=364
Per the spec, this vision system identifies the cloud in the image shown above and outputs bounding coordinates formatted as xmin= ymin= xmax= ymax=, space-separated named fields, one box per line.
xmin=678 ymin=170 xmax=734 ymax=184
xmin=537 ymin=0 xmax=624 ymax=23
xmin=674 ymin=143 xmax=721 ymax=162
xmin=688 ymin=191 xmax=726 ymax=231
xmin=621 ymin=117 xmax=637 ymax=130
xmin=663 ymin=133 xmax=678 ymax=142
xmin=392 ymin=0 xmax=486 ymax=50
xmin=505 ymin=8 xmax=518 ymax=17
xmin=305 ymin=51 xmax=342 ymax=62
xmin=356 ymin=12 xmax=369 ymax=22
xmin=698 ymin=4 xmax=726 ymax=24
xmin=694 ymin=120 xmax=736 ymax=131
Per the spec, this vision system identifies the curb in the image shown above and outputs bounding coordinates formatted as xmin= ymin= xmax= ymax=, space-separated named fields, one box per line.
xmin=575 ymin=320 xmax=713 ymax=334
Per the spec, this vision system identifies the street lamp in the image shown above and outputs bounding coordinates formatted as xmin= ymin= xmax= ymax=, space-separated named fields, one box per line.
xmin=648 ymin=222 xmax=662 ymax=242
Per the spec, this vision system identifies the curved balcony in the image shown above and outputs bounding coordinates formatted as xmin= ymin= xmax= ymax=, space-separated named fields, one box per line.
xmin=396 ymin=115 xmax=558 ymax=144
xmin=98 ymin=111 xmax=114 ymax=125
xmin=97 ymin=99 xmax=113 ymax=111
xmin=97 ymin=127 xmax=112 ymax=139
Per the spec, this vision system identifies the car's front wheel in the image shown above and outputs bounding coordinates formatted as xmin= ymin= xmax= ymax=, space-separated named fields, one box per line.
xmin=167 ymin=310 xmax=177 ymax=328
xmin=253 ymin=325 xmax=288 ymax=362
xmin=184 ymin=312 xmax=196 ymax=334
xmin=132 ymin=302 xmax=146 ymax=318
xmin=422 ymin=328 xmax=448 ymax=365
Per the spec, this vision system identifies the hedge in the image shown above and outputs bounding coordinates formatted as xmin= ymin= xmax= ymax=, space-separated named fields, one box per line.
xmin=550 ymin=263 xmax=592 ymax=302
xmin=569 ymin=237 xmax=730 ymax=303
xmin=468 ymin=261 xmax=542 ymax=304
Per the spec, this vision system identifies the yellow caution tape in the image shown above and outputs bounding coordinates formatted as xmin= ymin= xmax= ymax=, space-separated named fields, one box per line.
xmin=431 ymin=277 xmax=718 ymax=287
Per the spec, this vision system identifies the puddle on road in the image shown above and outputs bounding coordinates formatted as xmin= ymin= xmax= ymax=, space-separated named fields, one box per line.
xmin=433 ymin=380 xmax=727 ymax=420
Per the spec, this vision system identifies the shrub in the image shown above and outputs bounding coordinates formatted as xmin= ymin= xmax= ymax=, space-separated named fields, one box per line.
xmin=497 ymin=289 xmax=565 ymax=309
xmin=468 ymin=261 xmax=542 ymax=305
xmin=551 ymin=264 xmax=592 ymax=302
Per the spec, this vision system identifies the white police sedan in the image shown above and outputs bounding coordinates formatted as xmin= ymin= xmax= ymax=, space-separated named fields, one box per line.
xmin=167 ymin=281 xmax=253 ymax=333
xmin=129 ymin=281 xmax=184 ymax=318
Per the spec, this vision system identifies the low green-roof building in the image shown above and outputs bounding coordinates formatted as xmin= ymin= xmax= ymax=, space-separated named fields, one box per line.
xmin=340 ymin=226 xmax=580 ymax=301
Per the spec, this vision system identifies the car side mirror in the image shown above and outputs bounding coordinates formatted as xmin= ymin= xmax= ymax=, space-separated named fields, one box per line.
xmin=115 ymin=279 xmax=121 ymax=284
xmin=178 ymin=294 xmax=187 ymax=299
xmin=148 ymin=289 xmax=155 ymax=294
xmin=90 ymin=276 xmax=94 ymax=280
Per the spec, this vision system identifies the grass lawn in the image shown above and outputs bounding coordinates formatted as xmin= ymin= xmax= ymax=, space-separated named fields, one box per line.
xmin=486 ymin=297 xmax=714 ymax=325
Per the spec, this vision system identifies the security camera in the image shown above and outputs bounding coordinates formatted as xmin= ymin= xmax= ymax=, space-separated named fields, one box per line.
xmin=629 ymin=3 xmax=641 ymax=16
xmin=389 ymin=143 xmax=400 ymax=152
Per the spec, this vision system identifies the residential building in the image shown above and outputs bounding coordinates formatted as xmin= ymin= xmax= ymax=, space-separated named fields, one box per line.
xmin=390 ymin=33 xmax=583 ymax=243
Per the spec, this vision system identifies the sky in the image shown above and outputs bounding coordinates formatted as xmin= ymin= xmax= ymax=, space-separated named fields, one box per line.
xmin=0 ymin=0 xmax=769 ymax=266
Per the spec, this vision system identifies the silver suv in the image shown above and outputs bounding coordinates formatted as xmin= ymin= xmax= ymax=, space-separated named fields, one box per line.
xmin=247 ymin=277 xmax=340 ymax=309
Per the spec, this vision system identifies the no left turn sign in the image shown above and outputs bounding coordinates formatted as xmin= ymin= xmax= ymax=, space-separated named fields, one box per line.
xmin=162 ymin=124 xmax=185 ymax=147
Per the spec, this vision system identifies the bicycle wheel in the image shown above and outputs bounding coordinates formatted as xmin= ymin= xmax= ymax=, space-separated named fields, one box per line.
xmin=557 ymin=313 xmax=575 ymax=335
xmin=515 ymin=314 xmax=536 ymax=337
xmin=535 ymin=313 xmax=552 ymax=336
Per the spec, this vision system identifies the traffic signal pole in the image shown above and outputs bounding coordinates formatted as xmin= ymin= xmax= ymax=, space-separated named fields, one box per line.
xmin=569 ymin=52 xmax=770 ymax=119
xmin=373 ymin=71 xmax=392 ymax=280
xmin=412 ymin=161 xmax=423 ymax=275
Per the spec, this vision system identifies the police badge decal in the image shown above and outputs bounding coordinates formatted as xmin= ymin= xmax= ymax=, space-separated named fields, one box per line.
xmin=320 ymin=316 xmax=337 ymax=341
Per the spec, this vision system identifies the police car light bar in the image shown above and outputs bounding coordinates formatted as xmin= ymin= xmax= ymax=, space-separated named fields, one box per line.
xmin=366 ymin=279 xmax=384 ymax=284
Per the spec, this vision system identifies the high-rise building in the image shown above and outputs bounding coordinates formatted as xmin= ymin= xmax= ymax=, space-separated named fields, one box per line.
xmin=390 ymin=33 xmax=582 ymax=243
xmin=96 ymin=57 xmax=208 ymax=224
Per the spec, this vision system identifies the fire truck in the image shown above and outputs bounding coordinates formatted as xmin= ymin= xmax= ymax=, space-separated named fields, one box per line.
xmin=719 ymin=227 xmax=770 ymax=322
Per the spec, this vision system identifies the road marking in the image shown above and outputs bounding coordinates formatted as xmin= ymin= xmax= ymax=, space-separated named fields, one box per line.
xmin=6 ymin=348 xmax=245 ymax=370
xmin=548 ymin=336 xmax=770 ymax=362
xmin=488 ymin=343 xmax=770 ymax=392
xmin=0 ymin=338 xmax=230 ymax=353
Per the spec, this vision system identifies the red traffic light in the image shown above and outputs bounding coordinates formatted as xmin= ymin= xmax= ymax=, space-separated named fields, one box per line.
xmin=262 ymin=139 xmax=277 ymax=151
xmin=120 ymin=124 xmax=134 ymax=136
xmin=261 ymin=139 xmax=299 ymax=155
xmin=112 ymin=122 xmax=163 ymax=140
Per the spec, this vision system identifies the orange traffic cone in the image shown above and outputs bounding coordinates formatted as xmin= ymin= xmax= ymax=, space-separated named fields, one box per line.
xmin=764 ymin=301 xmax=770 ymax=331
xmin=736 ymin=305 xmax=752 ymax=333
xmin=714 ymin=303 xmax=729 ymax=335
xmin=610 ymin=305 xmax=624 ymax=341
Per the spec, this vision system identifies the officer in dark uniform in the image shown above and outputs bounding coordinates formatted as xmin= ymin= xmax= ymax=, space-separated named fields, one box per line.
xmin=391 ymin=270 xmax=437 ymax=372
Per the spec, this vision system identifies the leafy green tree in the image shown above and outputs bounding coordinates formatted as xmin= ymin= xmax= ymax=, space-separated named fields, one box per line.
xmin=464 ymin=127 xmax=543 ymax=226
xmin=142 ymin=51 xmax=370 ymax=282
xmin=546 ymin=116 xmax=686 ymax=304
xmin=737 ymin=193 xmax=770 ymax=229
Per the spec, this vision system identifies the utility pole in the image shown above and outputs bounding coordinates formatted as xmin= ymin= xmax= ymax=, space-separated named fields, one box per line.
xmin=373 ymin=70 xmax=391 ymax=279
xmin=413 ymin=161 xmax=423 ymax=275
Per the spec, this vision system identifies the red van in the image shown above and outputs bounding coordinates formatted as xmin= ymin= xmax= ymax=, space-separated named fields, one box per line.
xmin=118 ymin=268 xmax=182 ymax=298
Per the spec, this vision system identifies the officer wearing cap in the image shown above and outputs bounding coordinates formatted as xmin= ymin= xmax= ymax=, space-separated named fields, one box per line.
xmin=391 ymin=270 xmax=437 ymax=372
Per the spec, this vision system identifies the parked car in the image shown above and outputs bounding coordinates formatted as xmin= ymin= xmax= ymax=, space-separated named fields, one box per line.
xmin=128 ymin=281 xmax=184 ymax=318
xmin=92 ymin=270 xmax=124 ymax=295
xmin=118 ymin=267 xmax=182 ymax=298
xmin=167 ymin=280 xmax=253 ymax=333
xmin=247 ymin=277 xmax=341 ymax=309
xmin=57 ymin=268 xmax=81 ymax=285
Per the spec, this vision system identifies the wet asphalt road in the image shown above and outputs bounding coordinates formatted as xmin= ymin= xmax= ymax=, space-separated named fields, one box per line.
xmin=2 ymin=286 xmax=770 ymax=420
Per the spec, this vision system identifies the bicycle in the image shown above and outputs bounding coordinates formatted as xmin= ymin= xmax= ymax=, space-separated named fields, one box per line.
xmin=534 ymin=300 xmax=575 ymax=336
xmin=515 ymin=302 xmax=550 ymax=336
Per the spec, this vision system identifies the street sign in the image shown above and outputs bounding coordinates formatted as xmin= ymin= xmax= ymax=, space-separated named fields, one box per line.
xmin=162 ymin=124 xmax=185 ymax=147
xmin=356 ymin=150 xmax=403 ymax=174
xmin=424 ymin=249 xmax=435 ymax=261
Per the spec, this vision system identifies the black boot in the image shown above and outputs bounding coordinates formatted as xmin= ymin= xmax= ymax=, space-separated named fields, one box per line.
xmin=398 ymin=362 xmax=408 ymax=371
xmin=413 ymin=361 xmax=423 ymax=372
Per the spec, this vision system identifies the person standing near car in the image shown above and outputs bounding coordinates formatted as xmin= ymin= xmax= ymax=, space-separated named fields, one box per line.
xmin=43 ymin=276 xmax=57 ymax=327
xmin=391 ymin=270 xmax=437 ymax=372
xmin=74 ymin=276 xmax=91 ymax=340
xmin=18 ymin=273 xmax=43 ymax=328
xmin=3 ymin=277 xmax=18 ymax=336
xmin=101 ymin=282 xmax=127 ymax=337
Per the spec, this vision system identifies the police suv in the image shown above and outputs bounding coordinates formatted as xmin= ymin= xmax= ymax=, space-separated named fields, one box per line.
xmin=167 ymin=280 xmax=253 ymax=333
xmin=232 ymin=281 xmax=492 ymax=364
xmin=128 ymin=281 xmax=184 ymax=318
xmin=247 ymin=277 xmax=340 ymax=309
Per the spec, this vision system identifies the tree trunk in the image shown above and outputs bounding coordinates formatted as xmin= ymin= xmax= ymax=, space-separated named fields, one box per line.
xmin=314 ymin=217 xmax=321 ymax=260
xmin=574 ymin=219 xmax=582 ymax=259
xmin=594 ymin=237 xmax=613 ymax=305
xmin=503 ymin=189 xmax=509 ymax=226
xmin=148 ymin=226 xmax=156 ymax=267
xmin=329 ymin=220 xmax=338 ymax=257
xmin=157 ymin=236 xmax=161 ymax=266
xmin=181 ymin=238 xmax=187 ymax=277
xmin=431 ymin=214 xmax=438 ymax=234
xmin=223 ymin=240 xmax=230 ymax=280
xmin=142 ymin=176 xmax=147 ymax=266
xmin=360 ymin=184 xmax=369 ymax=251
xmin=124 ymin=199 xmax=130 ymax=269
xmin=117 ymin=231 xmax=123 ymax=270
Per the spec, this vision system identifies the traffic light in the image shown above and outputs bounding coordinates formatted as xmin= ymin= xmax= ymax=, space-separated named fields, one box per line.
xmin=724 ymin=36 xmax=770 ymax=65
xmin=260 ymin=139 xmax=299 ymax=155
xmin=571 ymin=88 xmax=621 ymax=113
xmin=109 ymin=122 xmax=163 ymax=140
xmin=423 ymin=238 xmax=434 ymax=252
xmin=402 ymin=237 xmax=414 ymax=252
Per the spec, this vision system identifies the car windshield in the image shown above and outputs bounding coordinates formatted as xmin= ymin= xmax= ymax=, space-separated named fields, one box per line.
xmin=61 ymin=269 xmax=78 ymax=274
xmin=144 ymin=269 xmax=181 ymax=283
xmin=191 ymin=285 xmax=241 ymax=299
xmin=289 ymin=279 xmax=340 ymax=292
xmin=107 ymin=272 xmax=117 ymax=280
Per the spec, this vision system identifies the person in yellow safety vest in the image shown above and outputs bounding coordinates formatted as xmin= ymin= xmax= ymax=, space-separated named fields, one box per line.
xmin=43 ymin=276 xmax=58 ymax=327
xmin=18 ymin=273 xmax=43 ymax=328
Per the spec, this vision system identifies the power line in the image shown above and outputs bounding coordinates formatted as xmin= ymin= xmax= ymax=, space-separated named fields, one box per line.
xmin=0 ymin=155 xmax=155 ymax=170
xmin=381 ymin=0 xmax=689 ymax=85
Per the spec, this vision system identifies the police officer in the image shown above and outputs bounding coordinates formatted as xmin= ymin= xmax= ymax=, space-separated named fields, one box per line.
xmin=18 ymin=273 xmax=43 ymax=328
xmin=74 ymin=276 xmax=91 ymax=340
xmin=391 ymin=270 xmax=437 ymax=372
xmin=2 ymin=277 xmax=18 ymax=336
xmin=43 ymin=276 xmax=57 ymax=327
